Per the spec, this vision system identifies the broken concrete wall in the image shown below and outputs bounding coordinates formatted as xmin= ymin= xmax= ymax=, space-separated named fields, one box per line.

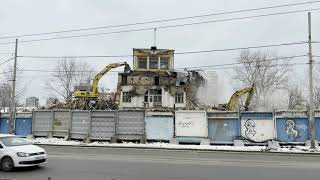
xmin=117 ymin=70 xmax=208 ymax=110
xmin=196 ymin=71 xmax=219 ymax=107
xmin=119 ymin=86 xmax=144 ymax=108
xmin=118 ymin=86 xmax=186 ymax=109
xmin=184 ymin=71 xmax=206 ymax=109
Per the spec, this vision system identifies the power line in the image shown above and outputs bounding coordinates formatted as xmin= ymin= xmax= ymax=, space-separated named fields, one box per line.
xmin=0 ymin=57 xmax=15 ymax=66
xmin=14 ymin=54 xmax=307 ymax=74
xmin=5 ymin=62 xmax=307 ymax=79
xmin=18 ymin=55 xmax=132 ymax=59
xmin=175 ymin=42 xmax=307 ymax=55
xmin=188 ymin=62 xmax=309 ymax=71
xmin=176 ymin=54 xmax=307 ymax=69
xmin=0 ymin=0 xmax=319 ymax=40
xmin=18 ymin=69 xmax=122 ymax=73
xmin=0 ymin=70 xmax=13 ymax=75
xmin=17 ymin=41 xmax=308 ymax=59
xmin=1 ymin=8 xmax=319 ymax=45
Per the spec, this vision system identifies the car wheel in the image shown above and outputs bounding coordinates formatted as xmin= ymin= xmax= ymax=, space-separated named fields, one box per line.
xmin=1 ymin=156 xmax=14 ymax=172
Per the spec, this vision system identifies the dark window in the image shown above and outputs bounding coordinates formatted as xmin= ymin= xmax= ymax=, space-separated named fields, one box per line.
xmin=154 ymin=76 xmax=160 ymax=85
xmin=145 ymin=89 xmax=162 ymax=103
xmin=144 ymin=92 xmax=148 ymax=103
xmin=122 ymin=92 xmax=132 ymax=103
xmin=160 ymin=57 xmax=169 ymax=69
xmin=138 ymin=57 xmax=147 ymax=69
xmin=121 ymin=75 xmax=128 ymax=85
xmin=149 ymin=55 xmax=158 ymax=69
xmin=150 ymin=89 xmax=162 ymax=103
xmin=175 ymin=93 xmax=184 ymax=103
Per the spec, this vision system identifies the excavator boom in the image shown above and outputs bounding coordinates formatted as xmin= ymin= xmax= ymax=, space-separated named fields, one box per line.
xmin=89 ymin=62 xmax=130 ymax=97
xmin=226 ymin=84 xmax=255 ymax=111
xmin=72 ymin=62 xmax=130 ymax=99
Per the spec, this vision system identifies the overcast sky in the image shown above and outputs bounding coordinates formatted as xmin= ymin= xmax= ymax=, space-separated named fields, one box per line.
xmin=0 ymin=0 xmax=320 ymax=105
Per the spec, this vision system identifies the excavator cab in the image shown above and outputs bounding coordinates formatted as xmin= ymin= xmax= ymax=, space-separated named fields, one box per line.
xmin=124 ymin=63 xmax=131 ymax=73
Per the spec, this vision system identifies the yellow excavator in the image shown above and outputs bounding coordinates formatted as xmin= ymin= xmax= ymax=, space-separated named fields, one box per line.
xmin=226 ymin=84 xmax=255 ymax=111
xmin=72 ymin=62 xmax=130 ymax=109
xmin=213 ymin=84 xmax=255 ymax=111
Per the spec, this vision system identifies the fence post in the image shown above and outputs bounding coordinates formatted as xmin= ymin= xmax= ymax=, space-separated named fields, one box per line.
xmin=111 ymin=110 xmax=118 ymax=143
xmin=273 ymin=109 xmax=277 ymax=141
xmin=48 ymin=111 xmax=54 ymax=138
xmin=237 ymin=109 xmax=241 ymax=140
xmin=85 ymin=110 xmax=92 ymax=143
xmin=66 ymin=110 xmax=72 ymax=140
xmin=31 ymin=110 xmax=34 ymax=137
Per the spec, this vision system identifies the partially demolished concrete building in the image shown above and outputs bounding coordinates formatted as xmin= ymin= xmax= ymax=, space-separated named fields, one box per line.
xmin=116 ymin=47 xmax=206 ymax=110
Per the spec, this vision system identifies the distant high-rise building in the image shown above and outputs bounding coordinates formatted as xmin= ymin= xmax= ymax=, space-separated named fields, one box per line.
xmin=46 ymin=97 xmax=58 ymax=106
xmin=197 ymin=71 xmax=219 ymax=106
xmin=26 ymin=96 xmax=39 ymax=107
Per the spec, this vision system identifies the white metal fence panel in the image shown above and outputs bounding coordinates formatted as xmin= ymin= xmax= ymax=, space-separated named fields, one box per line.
xmin=33 ymin=111 xmax=52 ymax=137
xmin=117 ymin=111 xmax=144 ymax=135
xmin=90 ymin=111 xmax=116 ymax=140
xmin=53 ymin=111 xmax=70 ymax=137
xmin=175 ymin=110 xmax=208 ymax=137
xmin=71 ymin=111 xmax=90 ymax=139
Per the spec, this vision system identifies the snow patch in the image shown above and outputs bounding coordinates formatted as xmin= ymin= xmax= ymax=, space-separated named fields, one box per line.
xmin=26 ymin=138 xmax=320 ymax=153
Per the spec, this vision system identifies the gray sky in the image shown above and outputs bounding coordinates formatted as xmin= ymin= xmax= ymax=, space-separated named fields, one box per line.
xmin=0 ymin=0 xmax=320 ymax=105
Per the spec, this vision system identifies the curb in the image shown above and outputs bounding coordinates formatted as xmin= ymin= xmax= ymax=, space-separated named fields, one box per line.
xmin=36 ymin=143 xmax=320 ymax=156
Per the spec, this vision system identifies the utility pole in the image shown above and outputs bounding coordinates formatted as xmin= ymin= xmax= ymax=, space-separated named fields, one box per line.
xmin=9 ymin=39 xmax=18 ymax=134
xmin=308 ymin=12 xmax=316 ymax=149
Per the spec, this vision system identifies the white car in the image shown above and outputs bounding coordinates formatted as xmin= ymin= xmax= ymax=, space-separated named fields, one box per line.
xmin=0 ymin=134 xmax=47 ymax=171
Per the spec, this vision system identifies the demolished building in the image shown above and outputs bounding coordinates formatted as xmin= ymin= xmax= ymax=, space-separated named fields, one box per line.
xmin=116 ymin=47 xmax=207 ymax=110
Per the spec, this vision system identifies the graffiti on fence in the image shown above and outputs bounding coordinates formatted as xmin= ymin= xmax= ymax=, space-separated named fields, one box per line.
xmin=244 ymin=119 xmax=256 ymax=139
xmin=285 ymin=119 xmax=298 ymax=138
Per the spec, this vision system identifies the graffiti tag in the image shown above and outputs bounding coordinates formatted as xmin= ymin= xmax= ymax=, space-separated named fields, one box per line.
xmin=295 ymin=124 xmax=308 ymax=131
xmin=244 ymin=119 xmax=256 ymax=139
xmin=177 ymin=121 xmax=194 ymax=128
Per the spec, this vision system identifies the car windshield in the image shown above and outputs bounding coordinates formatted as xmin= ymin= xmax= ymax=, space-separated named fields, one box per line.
xmin=0 ymin=136 xmax=31 ymax=147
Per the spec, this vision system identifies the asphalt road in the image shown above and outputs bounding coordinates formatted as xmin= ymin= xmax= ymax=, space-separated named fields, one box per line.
xmin=1 ymin=146 xmax=320 ymax=180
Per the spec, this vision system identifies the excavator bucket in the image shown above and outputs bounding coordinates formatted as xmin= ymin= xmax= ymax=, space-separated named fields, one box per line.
xmin=124 ymin=63 xmax=131 ymax=73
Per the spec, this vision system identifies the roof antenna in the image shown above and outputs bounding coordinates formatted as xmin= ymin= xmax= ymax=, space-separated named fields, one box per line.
xmin=151 ymin=28 xmax=157 ymax=51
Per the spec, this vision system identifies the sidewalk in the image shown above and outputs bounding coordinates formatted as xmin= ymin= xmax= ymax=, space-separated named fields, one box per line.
xmin=27 ymin=137 xmax=320 ymax=154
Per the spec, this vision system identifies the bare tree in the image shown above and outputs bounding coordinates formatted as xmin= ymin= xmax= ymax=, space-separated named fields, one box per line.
xmin=0 ymin=83 xmax=11 ymax=112
xmin=46 ymin=58 xmax=94 ymax=101
xmin=0 ymin=65 xmax=25 ymax=111
xmin=233 ymin=49 xmax=290 ymax=110
xmin=313 ymin=63 xmax=320 ymax=109
xmin=314 ymin=86 xmax=320 ymax=109
xmin=287 ymin=86 xmax=305 ymax=110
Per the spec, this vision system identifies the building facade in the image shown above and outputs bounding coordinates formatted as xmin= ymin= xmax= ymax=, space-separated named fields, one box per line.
xmin=116 ymin=47 xmax=189 ymax=110
xmin=46 ymin=97 xmax=58 ymax=107
xmin=26 ymin=96 xmax=39 ymax=107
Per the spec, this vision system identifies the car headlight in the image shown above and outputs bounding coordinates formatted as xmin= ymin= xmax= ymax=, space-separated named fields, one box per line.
xmin=17 ymin=152 xmax=30 ymax=157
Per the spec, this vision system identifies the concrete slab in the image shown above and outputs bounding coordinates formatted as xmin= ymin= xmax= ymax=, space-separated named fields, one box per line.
xmin=200 ymin=139 xmax=210 ymax=145
xmin=170 ymin=138 xmax=179 ymax=145
xmin=306 ymin=140 xmax=319 ymax=148
xmin=234 ymin=140 xmax=245 ymax=147
xmin=268 ymin=140 xmax=280 ymax=150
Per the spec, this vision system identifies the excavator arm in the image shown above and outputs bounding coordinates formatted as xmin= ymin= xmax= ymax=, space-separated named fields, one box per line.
xmin=89 ymin=62 xmax=130 ymax=97
xmin=226 ymin=84 xmax=255 ymax=111
xmin=72 ymin=62 xmax=130 ymax=99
